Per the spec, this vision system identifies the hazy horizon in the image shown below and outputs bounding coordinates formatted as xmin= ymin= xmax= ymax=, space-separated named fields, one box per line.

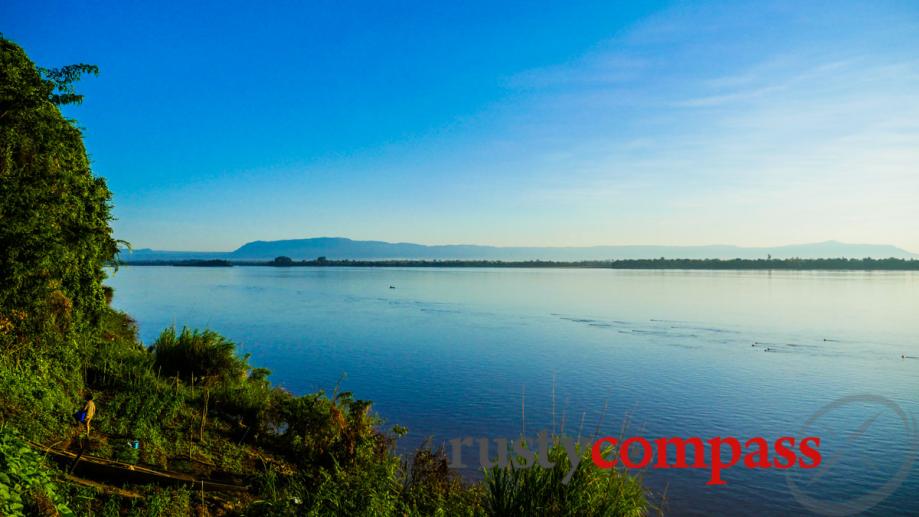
xmin=122 ymin=235 xmax=919 ymax=255
xmin=5 ymin=0 xmax=919 ymax=251
xmin=129 ymin=236 xmax=917 ymax=255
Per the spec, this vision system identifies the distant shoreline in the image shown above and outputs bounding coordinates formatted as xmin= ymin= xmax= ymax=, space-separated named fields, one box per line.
xmin=114 ymin=257 xmax=919 ymax=270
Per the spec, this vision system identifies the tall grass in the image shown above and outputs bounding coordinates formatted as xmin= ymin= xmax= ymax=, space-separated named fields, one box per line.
xmin=483 ymin=439 xmax=646 ymax=517
xmin=150 ymin=326 xmax=246 ymax=383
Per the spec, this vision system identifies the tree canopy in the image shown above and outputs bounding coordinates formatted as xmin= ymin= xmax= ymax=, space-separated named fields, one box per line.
xmin=0 ymin=37 xmax=117 ymax=350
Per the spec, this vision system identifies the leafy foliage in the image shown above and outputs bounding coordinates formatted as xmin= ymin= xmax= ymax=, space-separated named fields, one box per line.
xmin=37 ymin=63 xmax=99 ymax=106
xmin=0 ymin=428 xmax=74 ymax=516
xmin=1 ymin=37 xmax=117 ymax=358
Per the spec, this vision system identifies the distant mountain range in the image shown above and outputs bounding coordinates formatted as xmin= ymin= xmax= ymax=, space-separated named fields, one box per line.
xmin=118 ymin=238 xmax=918 ymax=262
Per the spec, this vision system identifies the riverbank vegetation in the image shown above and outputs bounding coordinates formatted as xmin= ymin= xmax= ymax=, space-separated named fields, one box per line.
xmin=0 ymin=36 xmax=650 ymax=515
xmin=118 ymin=256 xmax=919 ymax=270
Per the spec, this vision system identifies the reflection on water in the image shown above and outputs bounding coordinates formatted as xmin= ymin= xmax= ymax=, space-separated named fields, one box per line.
xmin=107 ymin=267 xmax=919 ymax=516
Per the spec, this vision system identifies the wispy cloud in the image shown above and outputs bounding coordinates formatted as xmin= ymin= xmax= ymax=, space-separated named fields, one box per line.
xmin=674 ymin=84 xmax=786 ymax=108
xmin=461 ymin=1 xmax=919 ymax=249
xmin=505 ymin=54 xmax=649 ymax=90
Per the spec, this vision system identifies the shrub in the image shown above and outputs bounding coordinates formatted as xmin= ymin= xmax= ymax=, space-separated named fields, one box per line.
xmin=401 ymin=445 xmax=483 ymax=516
xmin=276 ymin=391 xmax=383 ymax=471
xmin=211 ymin=368 xmax=279 ymax=440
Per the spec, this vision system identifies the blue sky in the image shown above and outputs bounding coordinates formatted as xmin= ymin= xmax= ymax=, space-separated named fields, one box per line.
xmin=4 ymin=1 xmax=919 ymax=251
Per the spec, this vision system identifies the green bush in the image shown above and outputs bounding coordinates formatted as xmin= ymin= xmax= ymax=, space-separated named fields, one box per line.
xmin=401 ymin=446 xmax=483 ymax=516
xmin=0 ymin=351 xmax=81 ymax=440
xmin=211 ymin=367 xmax=279 ymax=440
xmin=275 ymin=391 xmax=383 ymax=471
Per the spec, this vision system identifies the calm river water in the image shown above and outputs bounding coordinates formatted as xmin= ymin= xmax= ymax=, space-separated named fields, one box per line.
xmin=108 ymin=266 xmax=919 ymax=516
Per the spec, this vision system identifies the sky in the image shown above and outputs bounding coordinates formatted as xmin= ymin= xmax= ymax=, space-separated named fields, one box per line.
xmin=3 ymin=0 xmax=919 ymax=252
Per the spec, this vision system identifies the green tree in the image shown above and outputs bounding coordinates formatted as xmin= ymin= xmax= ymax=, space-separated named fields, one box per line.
xmin=0 ymin=37 xmax=117 ymax=353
